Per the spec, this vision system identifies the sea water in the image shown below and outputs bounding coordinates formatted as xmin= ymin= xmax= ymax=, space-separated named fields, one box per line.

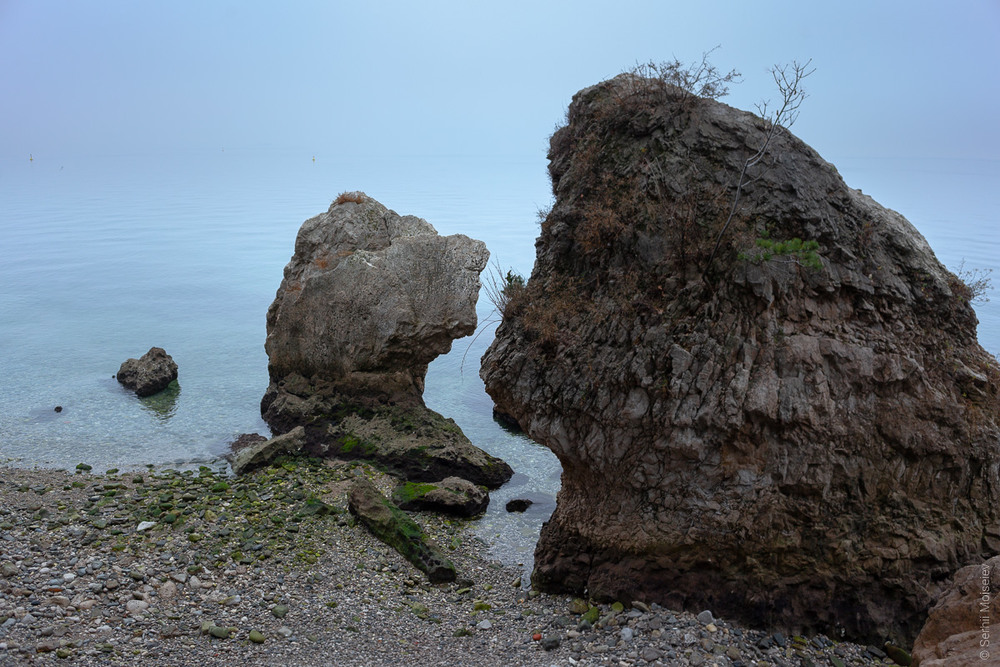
xmin=1 ymin=149 xmax=997 ymax=569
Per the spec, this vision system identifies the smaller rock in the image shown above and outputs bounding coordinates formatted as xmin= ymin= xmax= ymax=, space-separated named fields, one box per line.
xmin=541 ymin=634 xmax=560 ymax=650
xmin=505 ymin=499 xmax=533 ymax=513
xmin=696 ymin=609 xmax=714 ymax=625
xmin=116 ymin=347 xmax=178 ymax=397
xmin=569 ymin=598 xmax=589 ymax=615
xmin=476 ymin=619 xmax=492 ymax=630
xmin=229 ymin=433 xmax=267 ymax=453
xmin=228 ymin=427 xmax=307 ymax=476
xmin=641 ymin=646 xmax=662 ymax=662
xmin=277 ymin=626 xmax=293 ymax=638
xmin=271 ymin=604 xmax=289 ymax=619
xmin=391 ymin=477 xmax=489 ymax=517
xmin=124 ymin=599 xmax=148 ymax=615
xmin=136 ymin=521 xmax=156 ymax=532
xmin=865 ymin=644 xmax=887 ymax=660
xmin=208 ymin=625 xmax=231 ymax=639
xmin=159 ymin=580 xmax=177 ymax=600
xmin=883 ymin=643 xmax=912 ymax=666
xmin=620 ymin=627 xmax=634 ymax=641
xmin=249 ymin=630 xmax=266 ymax=644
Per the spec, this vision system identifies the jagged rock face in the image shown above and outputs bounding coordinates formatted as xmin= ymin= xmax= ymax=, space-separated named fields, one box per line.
xmin=481 ymin=75 xmax=1000 ymax=643
xmin=263 ymin=193 xmax=512 ymax=488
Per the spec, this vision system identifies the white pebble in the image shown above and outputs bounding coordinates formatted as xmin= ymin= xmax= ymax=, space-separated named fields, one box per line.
xmin=136 ymin=521 xmax=156 ymax=532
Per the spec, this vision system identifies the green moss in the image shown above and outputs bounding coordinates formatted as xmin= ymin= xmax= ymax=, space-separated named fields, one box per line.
xmin=393 ymin=482 xmax=436 ymax=505
xmin=337 ymin=435 xmax=377 ymax=457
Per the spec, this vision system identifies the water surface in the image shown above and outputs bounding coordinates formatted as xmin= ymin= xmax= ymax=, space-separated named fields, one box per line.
xmin=1 ymin=149 xmax=996 ymax=569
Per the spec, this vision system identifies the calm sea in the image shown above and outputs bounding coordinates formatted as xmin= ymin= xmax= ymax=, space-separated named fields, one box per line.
xmin=1 ymin=149 xmax=997 ymax=566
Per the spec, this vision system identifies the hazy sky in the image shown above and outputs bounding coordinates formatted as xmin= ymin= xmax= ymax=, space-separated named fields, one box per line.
xmin=2 ymin=0 xmax=998 ymax=164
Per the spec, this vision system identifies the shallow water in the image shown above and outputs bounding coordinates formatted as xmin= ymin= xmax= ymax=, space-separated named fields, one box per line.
xmin=1 ymin=149 xmax=997 ymax=571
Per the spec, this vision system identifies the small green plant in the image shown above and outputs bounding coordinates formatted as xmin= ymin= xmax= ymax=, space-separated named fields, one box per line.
xmin=741 ymin=236 xmax=822 ymax=270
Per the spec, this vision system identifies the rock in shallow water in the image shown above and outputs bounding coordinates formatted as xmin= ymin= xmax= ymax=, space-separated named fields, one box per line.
xmin=116 ymin=347 xmax=178 ymax=397
xmin=260 ymin=193 xmax=512 ymax=487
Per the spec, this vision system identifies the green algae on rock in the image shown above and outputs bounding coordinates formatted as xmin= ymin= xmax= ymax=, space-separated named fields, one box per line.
xmin=348 ymin=476 xmax=456 ymax=583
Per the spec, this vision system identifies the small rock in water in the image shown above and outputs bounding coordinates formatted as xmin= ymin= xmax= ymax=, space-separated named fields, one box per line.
xmin=505 ymin=498 xmax=533 ymax=512
xmin=53 ymin=406 xmax=62 ymax=413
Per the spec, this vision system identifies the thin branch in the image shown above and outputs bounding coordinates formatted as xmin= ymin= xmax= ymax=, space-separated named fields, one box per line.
xmin=702 ymin=60 xmax=814 ymax=278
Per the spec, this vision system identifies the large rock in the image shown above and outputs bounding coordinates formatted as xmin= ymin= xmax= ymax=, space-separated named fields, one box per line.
xmin=262 ymin=193 xmax=512 ymax=488
xmin=116 ymin=347 xmax=178 ymax=397
xmin=481 ymin=74 xmax=1000 ymax=643
xmin=348 ymin=476 xmax=456 ymax=583
xmin=912 ymin=555 xmax=1000 ymax=666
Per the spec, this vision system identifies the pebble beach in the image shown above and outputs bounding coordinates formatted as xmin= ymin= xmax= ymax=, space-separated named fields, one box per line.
xmin=0 ymin=460 xmax=893 ymax=666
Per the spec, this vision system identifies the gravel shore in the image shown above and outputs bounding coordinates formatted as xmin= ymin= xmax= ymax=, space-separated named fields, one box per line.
xmin=0 ymin=460 xmax=893 ymax=666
